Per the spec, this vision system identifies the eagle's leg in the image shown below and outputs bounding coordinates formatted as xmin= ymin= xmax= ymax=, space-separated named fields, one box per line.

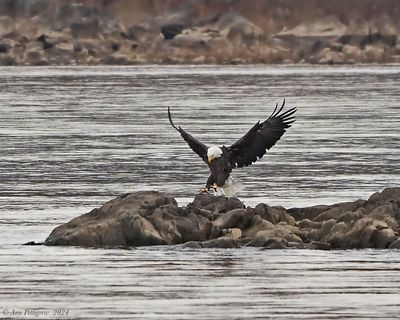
xmin=199 ymin=175 xmax=218 ymax=193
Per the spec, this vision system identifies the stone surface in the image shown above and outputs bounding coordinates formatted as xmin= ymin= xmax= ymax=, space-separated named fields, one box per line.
xmin=45 ymin=187 xmax=400 ymax=249
xmin=1 ymin=2 xmax=399 ymax=65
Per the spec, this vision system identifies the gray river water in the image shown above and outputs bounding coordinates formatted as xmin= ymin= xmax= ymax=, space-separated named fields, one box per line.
xmin=0 ymin=65 xmax=399 ymax=319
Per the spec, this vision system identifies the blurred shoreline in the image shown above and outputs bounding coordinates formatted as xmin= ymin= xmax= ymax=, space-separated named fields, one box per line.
xmin=1 ymin=0 xmax=400 ymax=66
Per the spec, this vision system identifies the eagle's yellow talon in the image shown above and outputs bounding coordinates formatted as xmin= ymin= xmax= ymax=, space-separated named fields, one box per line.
xmin=199 ymin=187 xmax=209 ymax=193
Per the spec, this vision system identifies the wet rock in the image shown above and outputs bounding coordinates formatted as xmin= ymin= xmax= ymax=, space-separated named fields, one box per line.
xmin=366 ymin=187 xmax=400 ymax=208
xmin=329 ymin=221 xmax=350 ymax=235
xmin=287 ymin=205 xmax=330 ymax=221
xmin=251 ymin=226 xmax=303 ymax=246
xmin=242 ymin=215 xmax=274 ymax=237
xmin=313 ymin=199 xmax=365 ymax=222
xmin=300 ymin=227 xmax=321 ymax=242
xmin=255 ymin=203 xmax=295 ymax=225
xmin=309 ymin=241 xmax=331 ymax=250
xmin=249 ymin=235 xmax=289 ymax=249
xmin=371 ymin=228 xmax=396 ymax=249
xmin=45 ymin=191 xmax=211 ymax=247
xmin=190 ymin=193 xmax=245 ymax=214
xmin=388 ymin=238 xmax=400 ymax=249
xmin=296 ymin=219 xmax=322 ymax=229
xmin=213 ymin=208 xmax=254 ymax=230
xmin=319 ymin=219 xmax=337 ymax=239
xmin=337 ymin=209 xmax=364 ymax=224
xmin=44 ymin=187 xmax=400 ymax=250
xmin=23 ymin=241 xmax=44 ymax=246
xmin=261 ymin=237 xmax=288 ymax=249
xmin=340 ymin=218 xmax=391 ymax=249
xmin=181 ymin=228 xmax=243 ymax=248
xmin=191 ymin=238 xmax=240 ymax=249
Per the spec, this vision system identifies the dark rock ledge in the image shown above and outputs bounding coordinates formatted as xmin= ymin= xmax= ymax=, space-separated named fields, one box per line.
xmin=44 ymin=188 xmax=400 ymax=250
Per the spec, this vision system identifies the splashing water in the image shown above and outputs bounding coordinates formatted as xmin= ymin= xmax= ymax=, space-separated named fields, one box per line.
xmin=213 ymin=175 xmax=243 ymax=197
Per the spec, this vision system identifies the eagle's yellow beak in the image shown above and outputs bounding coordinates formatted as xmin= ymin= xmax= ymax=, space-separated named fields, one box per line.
xmin=208 ymin=155 xmax=214 ymax=163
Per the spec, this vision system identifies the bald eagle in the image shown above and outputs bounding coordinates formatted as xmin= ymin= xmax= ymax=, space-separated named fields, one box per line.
xmin=168 ymin=100 xmax=296 ymax=194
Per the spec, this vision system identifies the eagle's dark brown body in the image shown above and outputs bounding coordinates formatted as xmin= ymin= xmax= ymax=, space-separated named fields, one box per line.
xmin=206 ymin=146 xmax=233 ymax=188
xmin=168 ymin=100 xmax=296 ymax=192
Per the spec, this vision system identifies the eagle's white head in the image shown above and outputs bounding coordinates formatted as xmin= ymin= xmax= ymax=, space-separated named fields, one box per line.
xmin=207 ymin=146 xmax=223 ymax=163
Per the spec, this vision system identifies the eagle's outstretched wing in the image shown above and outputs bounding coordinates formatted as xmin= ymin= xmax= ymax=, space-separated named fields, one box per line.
xmin=226 ymin=100 xmax=296 ymax=168
xmin=168 ymin=107 xmax=208 ymax=163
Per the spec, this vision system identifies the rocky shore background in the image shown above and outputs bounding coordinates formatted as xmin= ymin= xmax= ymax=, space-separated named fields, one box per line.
xmin=44 ymin=187 xmax=400 ymax=250
xmin=1 ymin=0 xmax=400 ymax=66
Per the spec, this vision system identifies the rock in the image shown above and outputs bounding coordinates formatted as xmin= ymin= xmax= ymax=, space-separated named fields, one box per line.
xmin=43 ymin=187 xmax=400 ymax=250
xmin=23 ymin=241 xmax=44 ymax=246
xmin=254 ymin=203 xmax=295 ymax=225
xmin=309 ymin=241 xmax=331 ymax=250
xmin=296 ymin=219 xmax=322 ymax=229
xmin=0 ymin=53 xmax=15 ymax=65
xmin=0 ymin=42 xmax=8 ymax=53
xmin=101 ymin=53 xmax=132 ymax=65
xmin=366 ymin=187 xmax=400 ymax=208
xmin=161 ymin=24 xmax=183 ymax=40
xmin=319 ymin=219 xmax=337 ymax=239
xmin=364 ymin=45 xmax=386 ymax=61
xmin=45 ymin=191 xmax=211 ymax=247
xmin=181 ymin=228 xmax=243 ymax=248
xmin=251 ymin=226 xmax=303 ymax=246
xmin=193 ymin=238 xmax=240 ymax=248
xmin=340 ymin=218 xmax=392 ymax=249
xmin=249 ymin=235 xmax=288 ymax=249
xmin=337 ymin=209 xmax=364 ymax=224
xmin=213 ymin=208 xmax=254 ymax=230
xmin=36 ymin=34 xmax=54 ymax=50
xmin=214 ymin=12 xmax=264 ymax=42
xmin=388 ymin=238 xmax=400 ymax=249
xmin=0 ymin=15 xmax=14 ymax=34
xmin=24 ymin=49 xmax=47 ymax=65
xmin=329 ymin=221 xmax=350 ymax=235
xmin=278 ymin=16 xmax=348 ymax=37
xmin=242 ymin=215 xmax=274 ymax=237
xmin=300 ymin=227 xmax=321 ymax=242
xmin=71 ymin=18 xmax=100 ymax=38
xmin=313 ymin=199 xmax=365 ymax=222
xmin=261 ymin=237 xmax=288 ymax=249
xmin=342 ymin=44 xmax=366 ymax=61
xmin=288 ymin=205 xmax=330 ymax=221
xmin=371 ymin=228 xmax=396 ymax=249
xmin=189 ymin=193 xmax=245 ymax=214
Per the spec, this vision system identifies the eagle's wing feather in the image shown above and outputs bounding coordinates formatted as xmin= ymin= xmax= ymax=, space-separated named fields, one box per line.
xmin=227 ymin=100 xmax=296 ymax=168
xmin=168 ymin=107 xmax=208 ymax=163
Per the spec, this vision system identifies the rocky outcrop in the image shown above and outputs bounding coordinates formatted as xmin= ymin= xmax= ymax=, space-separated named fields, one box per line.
xmin=1 ymin=1 xmax=400 ymax=65
xmin=45 ymin=187 xmax=400 ymax=250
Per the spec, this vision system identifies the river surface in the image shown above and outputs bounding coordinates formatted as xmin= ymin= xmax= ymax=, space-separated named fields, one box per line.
xmin=0 ymin=65 xmax=399 ymax=319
